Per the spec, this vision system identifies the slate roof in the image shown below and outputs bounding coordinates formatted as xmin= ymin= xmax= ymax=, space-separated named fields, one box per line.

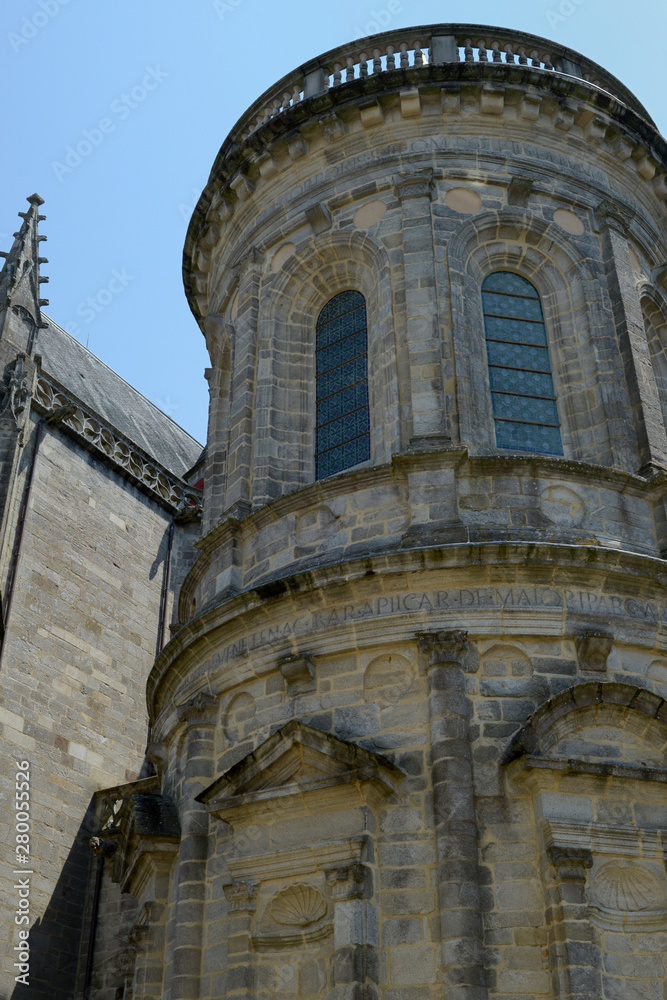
xmin=37 ymin=316 xmax=204 ymax=480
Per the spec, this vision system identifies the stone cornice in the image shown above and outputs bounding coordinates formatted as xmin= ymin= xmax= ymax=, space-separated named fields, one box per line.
xmin=150 ymin=538 xmax=667 ymax=729
xmin=32 ymin=373 xmax=202 ymax=517
xmin=184 ymin=62 xmax=667 ymax=324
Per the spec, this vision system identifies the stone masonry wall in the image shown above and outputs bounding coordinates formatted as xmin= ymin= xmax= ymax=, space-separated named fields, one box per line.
xmin=0 ymin=419 xmax=186 ymax=1000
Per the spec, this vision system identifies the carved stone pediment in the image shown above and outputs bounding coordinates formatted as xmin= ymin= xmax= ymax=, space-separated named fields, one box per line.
xmin=197 ymin=720 xmax=401 ymax=819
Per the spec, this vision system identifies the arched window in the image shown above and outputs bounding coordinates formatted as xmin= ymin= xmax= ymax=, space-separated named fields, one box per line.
xmin=315 ymin=290 xmax=370 ymax=480
xmin=482 ymin=272 xmax=563 ymax=455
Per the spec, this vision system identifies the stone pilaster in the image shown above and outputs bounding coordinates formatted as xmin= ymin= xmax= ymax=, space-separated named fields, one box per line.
xmin=597 ymin=202 xmax=667 ymax=474
xmin=202 ymin=315 xmax=233 ymax=533
xmin=224 ymin=248 xmax=264 ymax=518
xmin=171 ymin=693 xmax=216 ymax=1000
xmin=130 ymin=896 xmax=170 ymax=1000
xmin=325 ymin=862 xmax=378 ymax=1000
xmin=545 ymin=847 xmax=599 ymax=1000
xmin=222 ymin=878 xmax=258 ymax=1000
xmin=418 ymin=630 xmax=487 ymax=1000
xmin=394 ymin=170 xmax=449 ymax=442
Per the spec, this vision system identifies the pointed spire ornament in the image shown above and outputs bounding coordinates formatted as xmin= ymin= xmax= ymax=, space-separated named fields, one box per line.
xmin=0 ymin=193 xmax=48 ymax=354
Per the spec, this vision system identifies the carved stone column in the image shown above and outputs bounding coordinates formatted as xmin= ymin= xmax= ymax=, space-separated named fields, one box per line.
xmin=171 ymin=693 xmax=217 ymax=1000
xmin=325 ymin=861 xmax=378 ymax=1000
xmin=394 ymin=170 xmax=449 ymax=443
xmin=225 ymin=247 xmax=264 ymax=518
xmin=223 ymin=878 xmax=258 ymax=1000
xmin=545 ymin=847 xmax=599 ymax=1000
xmin=596 ymin=201 xmax=667 ymax=475
xmin=418 ymin=631 xmax=487 ymax=1000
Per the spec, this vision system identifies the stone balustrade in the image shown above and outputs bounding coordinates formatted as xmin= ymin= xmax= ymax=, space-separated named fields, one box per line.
xmin=231 ymin=22 xmax=652 ymax=145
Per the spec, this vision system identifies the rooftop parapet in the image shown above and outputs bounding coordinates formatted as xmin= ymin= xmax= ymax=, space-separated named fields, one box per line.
xmin=184 ymin=22 xmax=664 ymax=323
xmin=223 ymin=22 xmax=653 ymax=152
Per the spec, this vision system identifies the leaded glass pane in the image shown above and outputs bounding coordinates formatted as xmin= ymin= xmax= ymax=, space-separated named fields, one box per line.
xmin=488 ymin=368 xmax=555 ymax=397
xmin=482 ymin=290 xmax=544 ymax=322
xmin=483 ymin=315 xmax=547 ymax=346
xmin=317 ymin=355 xmax=367 ymax=398
xmin=315 ymin=290 xmax=371 ymax=480
xmin=482 ymin=271 xmax=563 ymax=456
xmin=317 ymin=382 xmax=368 ymax=426
xmin=491 ymin=392 xmax=559 ymax=424
xmin=317 ymin=329 xmax=367 ymax=376
xmin=486 ymin=341 xmax=550 ymax=371
xmin=316 ymin=436 xmax=371 ymax=480
xmin=482 ymin=272 xmax=540 ymax=297
xmin=316 ymin=306 xmax=367 ymax=349
xmin=317 ymin=407 xmax=370 ymax=452
xmin=495 ymin=420 xmax=563 ymax=455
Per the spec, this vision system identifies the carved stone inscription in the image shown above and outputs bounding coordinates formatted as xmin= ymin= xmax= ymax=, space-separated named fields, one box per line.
xmin=201 ymin=586 xmax=661 ymax=673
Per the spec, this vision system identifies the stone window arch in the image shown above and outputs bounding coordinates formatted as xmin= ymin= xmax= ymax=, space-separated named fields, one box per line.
xmin=481 ymin=271 xmax=563 ymax=455
xmin=315 ymin=289 xmax=370 ymax=479
xmin=447 ymin=212 xmax=637 ymax=470
xmin=253 ymin=232 xmax=400 ymax=504
xmin=642 ymin=292 xmax=667 ymax=432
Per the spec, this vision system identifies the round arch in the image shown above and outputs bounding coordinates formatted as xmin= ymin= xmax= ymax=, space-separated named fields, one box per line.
xmin=250 ymin=230 xmax=401 ymax=504
xmin=446 ymin=209 xmax=637 ymax=470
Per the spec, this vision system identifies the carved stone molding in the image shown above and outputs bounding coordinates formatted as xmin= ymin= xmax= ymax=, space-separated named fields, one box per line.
xmin=594 ymin=199 xmax=632 ymax=234
xmin=177 ymin=691 xmax=218 ymax=726
xmin=393 ymin=169 xmax=435 ymax=202
xmin=32 ymin=375 xmax=202 ymax=515
xmin=324 ymin=862 xmax=370 ymax=901
xmin=224 ymin=878 xmax=259 ymax=912
xmin=548 ymin=846 xmax=593 ymax=882
xmin=304 ymin=203 xmax=332 ymax=234
xmin=279 ymin=653 xmax=316 ymax=694
xmin=575 ymin=631 xmax=613 ymax=672
xmin=417 ymin=629 xmax=472 ymax=669
xmin=1 ymin=355 xmax=30 ymax=429
xmin=507 ymin=176 xmax=535 ymax=206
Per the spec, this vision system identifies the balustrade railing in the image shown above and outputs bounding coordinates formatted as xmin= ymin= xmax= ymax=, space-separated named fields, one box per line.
xmin=230 ymin=23 xmax=651 ymax=146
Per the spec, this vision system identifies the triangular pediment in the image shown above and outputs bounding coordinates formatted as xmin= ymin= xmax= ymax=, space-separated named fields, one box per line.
xmin=197 ymin=720 xmax=401 ymax=813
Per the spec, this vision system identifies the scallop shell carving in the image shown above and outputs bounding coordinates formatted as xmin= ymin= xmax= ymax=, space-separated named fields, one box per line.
xmin=594 ymin=862 xmax=663 ymax=912
xmin=268 ymin=884 xmax=327 ymax=927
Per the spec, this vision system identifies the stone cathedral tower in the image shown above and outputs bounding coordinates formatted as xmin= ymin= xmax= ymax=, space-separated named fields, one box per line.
xmin=5 ymin=20 xmax=667 ymax=1000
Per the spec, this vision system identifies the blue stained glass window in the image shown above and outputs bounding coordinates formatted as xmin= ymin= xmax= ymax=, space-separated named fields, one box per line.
xmin=482 ymin=272 xmax=563 ymax=456
xmin=315 ymin=291 xmax=370 ymax=479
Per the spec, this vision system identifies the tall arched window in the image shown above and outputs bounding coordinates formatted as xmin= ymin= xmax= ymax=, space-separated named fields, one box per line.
xmin=482 ymin=272 xmax=563 ymax=455
xmin=315 ymin=290 xmax=370 ymax=480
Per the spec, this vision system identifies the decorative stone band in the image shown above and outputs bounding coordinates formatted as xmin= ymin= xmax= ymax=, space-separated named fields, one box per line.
xmin=232 ymin=23 xmax=649 ymax=145
xmin=32 ymin=375 xmax=202 ymax=516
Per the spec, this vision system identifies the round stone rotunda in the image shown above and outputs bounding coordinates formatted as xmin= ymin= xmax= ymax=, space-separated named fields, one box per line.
xmin=110 ymin=23 xmax=667 ymax=1000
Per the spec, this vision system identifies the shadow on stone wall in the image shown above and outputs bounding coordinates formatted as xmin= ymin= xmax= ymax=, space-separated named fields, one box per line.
xmin=9 ymin=799 xmax=97 ymax=1000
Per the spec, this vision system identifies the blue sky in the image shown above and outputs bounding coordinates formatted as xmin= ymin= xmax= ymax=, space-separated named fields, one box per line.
xmin=1 ymin=0 xmax=664 ymax=444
